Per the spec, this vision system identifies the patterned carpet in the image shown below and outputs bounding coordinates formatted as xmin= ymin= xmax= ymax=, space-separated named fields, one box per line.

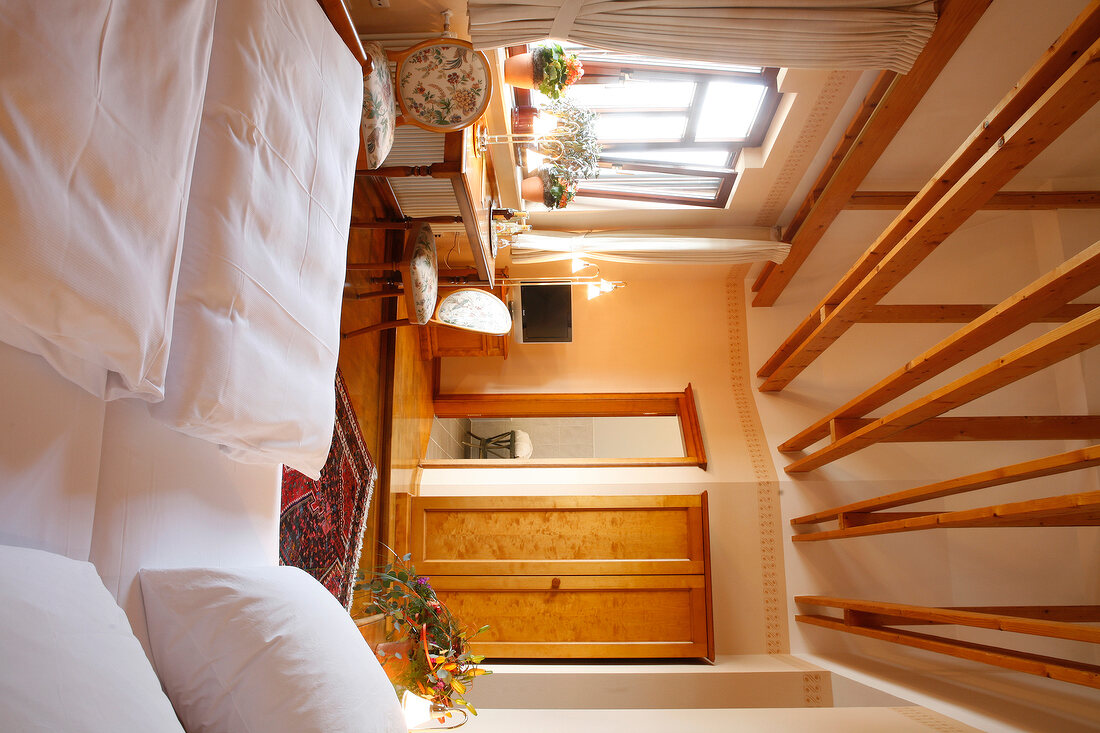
xmin=279 ymin=370 xmax=376 ymax=609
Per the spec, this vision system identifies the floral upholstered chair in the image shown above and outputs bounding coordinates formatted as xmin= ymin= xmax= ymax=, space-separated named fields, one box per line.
xmin=434 ymin=288 xmax=512 ymax=335
xmin=342 ymin=262 xmax=513 ymax=341
xmin=342 ymin=223 xmax=438 ymax=335
xmin=360 ymin=41 xmax=395 ymax=170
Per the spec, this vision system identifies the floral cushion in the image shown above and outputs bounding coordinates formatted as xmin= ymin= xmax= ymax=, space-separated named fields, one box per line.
xmin=360 ymin=41 xmax=394 ymax=169
xmin=396 ymin=42 xmax=491 ymax=132
xmin=406 ymin=226 xmax=438 ymax=325
xmin=436 ymin=289 xmax=512 ymax=335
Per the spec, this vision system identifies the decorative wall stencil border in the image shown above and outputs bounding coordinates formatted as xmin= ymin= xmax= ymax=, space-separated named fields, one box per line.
xmin=892 ymin=706 xmax=977 ymax=732
xmin=727 ymin=265 xmax=788 ymax=654
xmin=802 ymin=672 xmax=827 ymax=707
xmin=753 ymin=70 xmax=856 ymax=227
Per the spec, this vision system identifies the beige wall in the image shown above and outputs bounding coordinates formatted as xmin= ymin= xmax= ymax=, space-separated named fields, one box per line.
xmin=425 ymin=261 xmax=787 ymax=657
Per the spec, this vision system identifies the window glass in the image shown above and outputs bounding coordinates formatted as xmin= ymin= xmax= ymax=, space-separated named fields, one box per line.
xmin=521 ymin=46 xmax=779 ymax=207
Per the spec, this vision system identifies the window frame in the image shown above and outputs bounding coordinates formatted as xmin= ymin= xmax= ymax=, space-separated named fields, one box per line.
xmin=510 ymin=46 xmax=780 ymax=208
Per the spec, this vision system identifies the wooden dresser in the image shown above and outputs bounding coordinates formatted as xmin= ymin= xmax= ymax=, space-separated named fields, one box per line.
xmin=404 ymin=494 xmax=714 ymax=660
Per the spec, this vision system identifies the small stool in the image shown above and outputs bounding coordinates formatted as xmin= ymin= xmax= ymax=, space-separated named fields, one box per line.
xmin=463 ymin=429 xmax=533 ymax=459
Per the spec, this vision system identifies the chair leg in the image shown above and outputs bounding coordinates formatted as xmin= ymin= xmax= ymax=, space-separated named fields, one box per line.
xmin=341 ymin=318 xmax=412 ymax=339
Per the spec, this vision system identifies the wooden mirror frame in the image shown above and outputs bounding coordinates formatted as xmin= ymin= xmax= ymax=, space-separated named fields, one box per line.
xmin=424 ymin=385 xmax=706 ymax=469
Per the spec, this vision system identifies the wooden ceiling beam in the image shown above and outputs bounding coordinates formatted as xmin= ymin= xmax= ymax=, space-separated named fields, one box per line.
xmin=797 ymin=612 xmax=1100 ymax=688
xmin=848 ymin=302 xmax=1097 ymax=323
xmin=793 ymin=490 xmax=1100 ymax=540
xmin=790 ymin=444 xmax=1100 ymax=525
xmin=760 ymin=29 xmax=1100 ymax=392
xmin=847 ymin=190 xmax=1100 ymax=209
xmin=751 ymin=0 xmax=991 ymax=306
xmin=781 ymin=240 xmax=1100 ymax=452
xmin=784 ymin=306 xmax=1100 ymax=473
xmin=831 ymin=415 xmax=1100 ymax=442
xmin=796 ymin=596 xmax=1100 ymax=644
xmin=757 ymin=1 xmax=1100 ymax=382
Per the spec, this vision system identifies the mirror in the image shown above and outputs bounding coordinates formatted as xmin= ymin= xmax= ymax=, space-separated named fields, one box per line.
xmin=428 ymin=415 xmax=685 ymax=461
xmin=421 ymin=387 xmax=706 ymax=469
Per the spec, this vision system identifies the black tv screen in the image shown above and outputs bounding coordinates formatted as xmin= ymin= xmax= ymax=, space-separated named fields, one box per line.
xmin=519 ymin=283 xmax=572 ymax=343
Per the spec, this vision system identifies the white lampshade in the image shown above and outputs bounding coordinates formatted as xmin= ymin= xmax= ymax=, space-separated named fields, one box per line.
xmin=402 ymin=692 xmax=433 ymax=728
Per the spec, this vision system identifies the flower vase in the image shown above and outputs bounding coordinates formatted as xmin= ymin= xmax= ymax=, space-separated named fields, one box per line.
xmin=374 ymin=639 xmax=413 ymax=683
xmin=520 ymin=175 xmax=544 ymax=203
xmin=503 ymin=53 xmax=535 ymax=89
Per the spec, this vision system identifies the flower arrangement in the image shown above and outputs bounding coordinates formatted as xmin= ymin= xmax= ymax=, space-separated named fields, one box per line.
xmin=537 ymin=165 xmax=579 ymax=209
xmin=532 ymin=43 xmax=584 ymax=99
xmin=357 ymin=553 xmax=490 ymax=718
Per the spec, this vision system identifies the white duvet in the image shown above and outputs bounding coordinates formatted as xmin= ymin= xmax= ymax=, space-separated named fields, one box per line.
xmin=0 ymin=0 xmax=218 ymax=400
xmin=148 ymin=0 xmax=362 ymax=478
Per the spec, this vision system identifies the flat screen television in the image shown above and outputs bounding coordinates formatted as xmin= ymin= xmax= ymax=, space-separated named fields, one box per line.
xmin=513 ymin=283 xmax=572 ymax=344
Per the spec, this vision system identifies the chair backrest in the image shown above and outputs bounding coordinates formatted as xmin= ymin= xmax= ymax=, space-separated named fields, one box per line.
xmin=432 ymin=288 xmax=512 ymax=335
xmin=401 ymin=223 xmax=439 ymax=326
xmin=392 ymin=39 xmax=493 ymax=133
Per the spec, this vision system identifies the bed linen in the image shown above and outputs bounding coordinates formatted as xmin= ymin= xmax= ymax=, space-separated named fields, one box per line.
xmin=90 ymin=398 xmax=281 ymax=659
xmin=0 ymin=545 xmax=186 ymax=733
xmin=0 ymin=342 xmax=104 ymax=561
xmin=148 ymin=0 xmax=362 ymax=479
xmin=0 ymin=0 xmax=217 ymax=401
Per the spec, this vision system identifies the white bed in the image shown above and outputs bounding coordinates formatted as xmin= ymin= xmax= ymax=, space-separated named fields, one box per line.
xmin=0 ymin=0 xmax=403 ymax=730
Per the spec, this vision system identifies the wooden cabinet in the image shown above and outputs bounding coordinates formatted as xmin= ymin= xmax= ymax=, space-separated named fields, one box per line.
xmin=406 ymin=494 xmax=714 ymax=660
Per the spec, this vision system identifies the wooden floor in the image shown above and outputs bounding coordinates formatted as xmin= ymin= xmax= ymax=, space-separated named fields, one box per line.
xmin=340 ymin=176 xmax=435 ymax=619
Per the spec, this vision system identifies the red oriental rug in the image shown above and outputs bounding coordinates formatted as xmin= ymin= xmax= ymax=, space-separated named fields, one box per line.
xmin=279 ymin=370 xmax=376 ymax=609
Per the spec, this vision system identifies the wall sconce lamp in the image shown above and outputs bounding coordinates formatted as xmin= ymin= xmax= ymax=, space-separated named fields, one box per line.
xmin=497 ymin=261 xmax=626 ymax=300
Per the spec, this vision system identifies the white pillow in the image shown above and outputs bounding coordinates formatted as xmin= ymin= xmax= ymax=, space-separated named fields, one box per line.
xmin=139 ymin=565 xmax=405 ymax=733
xmin=0 ymin=544 xmax=185 ymax=733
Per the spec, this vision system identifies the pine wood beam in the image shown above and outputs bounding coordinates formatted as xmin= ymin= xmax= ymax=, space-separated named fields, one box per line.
xmin=796 ymin=596 xmax=1100 ymax=644
xmin=797 ymin=614 xmax=1100 ymax=688
xmin=846 ymin=302 xmax=1097 ymax=323
xmin=751 ymin=0 xmax=991 ymax=306
xmin=781 ymin=242 xmax=1100 ymax=451
xmin=785 ymin=306 xmax=1100 ymax=472
xmin=761 ymin=34 xmax=1100 ymax=392
xmin=847 ymin=190 xmax=1100 ymax=210
xmin=793 ymin=490 xmax=1100 ymax=541
xmin=830 ymin=415 xmax=1100 ymax=442
xmin=751 ymin=71 xmax=896 ymax=293
xmin=791 ymin=444 xmax=1100 ymax=525
xmin=757 ymin=2 xmax=1100 ymax=383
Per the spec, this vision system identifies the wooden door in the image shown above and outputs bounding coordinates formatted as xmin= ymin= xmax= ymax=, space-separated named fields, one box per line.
xmin=407 ymin=494 xmax=714 ymax=659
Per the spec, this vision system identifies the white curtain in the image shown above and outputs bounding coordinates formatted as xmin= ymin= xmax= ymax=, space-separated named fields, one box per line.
xmin=468 ymin=0 xmax=937 ymax=74
xmin=509 ymin=230 xmax=790 ymax=265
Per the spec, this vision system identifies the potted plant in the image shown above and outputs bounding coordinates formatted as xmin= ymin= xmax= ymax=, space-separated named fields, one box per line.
xmin=504 ymin=43 xmax=584 ymax=99
xmin=539 ymin=97 xmax=602 ymax=180
xmin=357 ymin=553 xmax=491 ymax=719
xmin=521 ymin=165 xmax=579 ymax=210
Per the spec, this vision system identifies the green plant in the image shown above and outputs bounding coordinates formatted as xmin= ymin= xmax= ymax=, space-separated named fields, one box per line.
xmin=355 ymin=553 xmax=490 ymax=716
xmin=541 ymin=98 xmax=602 ymax=180
xmin=532 ymin=43 xmax=584 ymax=100
xmin=537 ymin=165 xmax=579 ymax=209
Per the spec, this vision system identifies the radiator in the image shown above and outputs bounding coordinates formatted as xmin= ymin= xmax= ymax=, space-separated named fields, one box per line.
xmin=382 ymin=120 xmax=466 ymax=236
